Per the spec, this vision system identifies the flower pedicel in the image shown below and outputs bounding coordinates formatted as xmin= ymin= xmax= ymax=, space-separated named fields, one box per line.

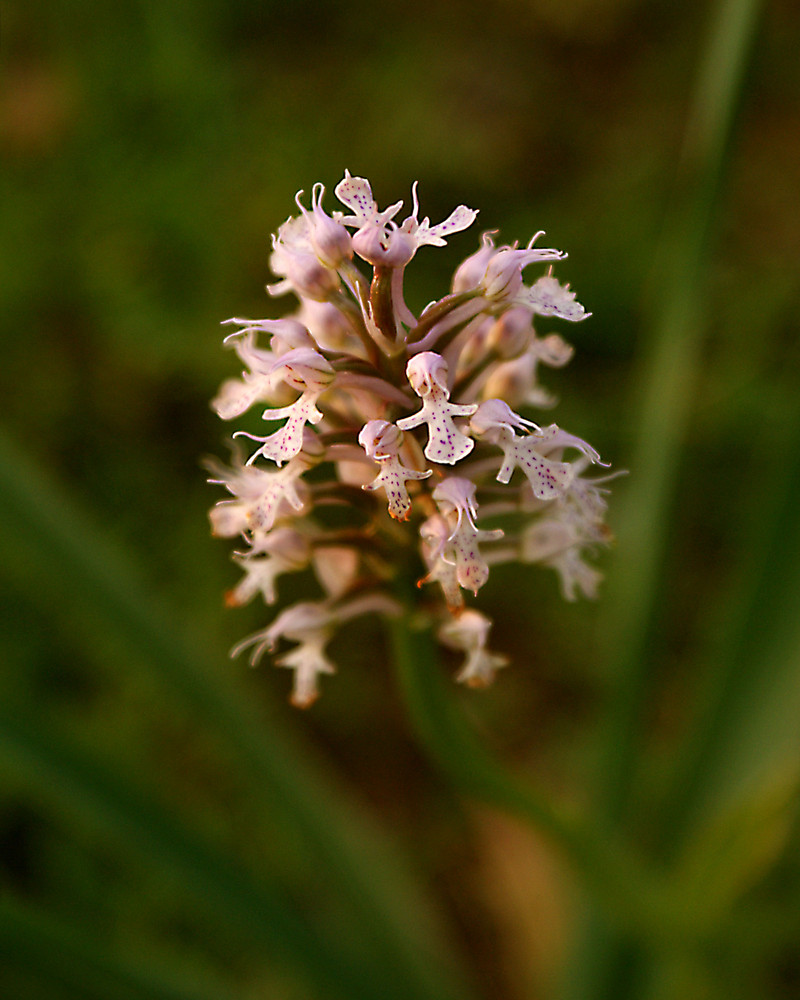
xmin=209 ymin=172 xmax=616 ymax=706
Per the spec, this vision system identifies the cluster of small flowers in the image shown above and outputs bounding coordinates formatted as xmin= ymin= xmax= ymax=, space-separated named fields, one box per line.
xmin=208 ymin=172 xmax=616 ymax=706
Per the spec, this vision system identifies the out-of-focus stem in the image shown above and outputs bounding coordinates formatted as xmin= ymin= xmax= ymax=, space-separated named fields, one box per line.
xmin=389 ymin=614 xmax=702 ymax=945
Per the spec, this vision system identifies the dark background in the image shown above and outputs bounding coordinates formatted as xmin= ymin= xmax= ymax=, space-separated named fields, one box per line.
xmin=2 ymin=1 xmax=799 ymax=998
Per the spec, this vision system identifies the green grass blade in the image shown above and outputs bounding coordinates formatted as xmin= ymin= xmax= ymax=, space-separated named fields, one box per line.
xmin=0 ymin=427 xmax=476 ymax=1000
xmin=0 ymin=704 xmax=400 ymax=1000
xmin=657 ymin=409 xmax=800 ymax=887
xmin=597 ymin=0 xmax=766 ymax=823
xmin=567 ymin=1 xmax=767 ymax=995
xmin=0 ymin=896 xmax=230 ymax=1000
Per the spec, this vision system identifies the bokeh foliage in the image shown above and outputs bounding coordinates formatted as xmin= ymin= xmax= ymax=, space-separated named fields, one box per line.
xmin=2 ymin=0 xmax=800 ymax=998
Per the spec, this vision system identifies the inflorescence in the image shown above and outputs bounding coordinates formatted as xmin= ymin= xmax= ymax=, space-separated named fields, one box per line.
xmin=208 ymin=172 xmax=616 ymax=706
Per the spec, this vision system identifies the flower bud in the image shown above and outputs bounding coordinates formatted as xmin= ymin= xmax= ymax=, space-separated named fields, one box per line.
xmin=272 ymin=348 xmax=335 ymax=393
xmin=406 ymin=351 xmax=449 ymax=396
xmin=481 ymin=353 xmax=536 ymax=407
xmin=485 ymin=307 xmax=532 ymax=359
xmin=209 ymin=502 xmax=248 ymax=538
xmin=269 ymin=215 xmax=341 ymax=301
xmin=352 ymin=221 xmax=416 ymax=267
xmin=313 ymin=547 xmax=360 ymax=599
xmin=270 ymin=247 xmax=340 ymax=301
xmin=296 ymin=184 xmax=353 ymax=269
xmin=451 ymin=233 xmax=496 ymax=293
xmin=265 ymin=319 xmax=317 ymax=353
xmin=521 ymin=519 xmax=577 ymax=562
xmin=432 ymin=476 xmax=479 ymax=527
xmin=481 ymin=248 xmax=525 ymax=300
xmin=358 ymin=419 xmax=404 ymax=459
xmin=297 ymin=299 xmax=355 ymax=352
xmin=470 ymin=397 xmax=537 ymax=440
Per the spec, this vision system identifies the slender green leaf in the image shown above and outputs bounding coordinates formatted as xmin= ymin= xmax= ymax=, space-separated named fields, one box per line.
xmin=0 ymin=705 xmax=397 ymax=1000
xmin=0 ymin=896 xmax=230 ymax=1000
xmin=658 ymin=409 xmax=800 ymax=868
xmin=569 ymin=1 xmax=767 ymax=996
xmin=597 ymin=0 xmax=766 ymax=821
xmin=671 ymin=774 xmax=798 ymax=925
xmin=0 ymin=427 xmax=476 ymax=1000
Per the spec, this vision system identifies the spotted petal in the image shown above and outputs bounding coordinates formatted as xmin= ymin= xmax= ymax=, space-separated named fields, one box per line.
xmin=414 ymin=205 xmax=479 ymax=247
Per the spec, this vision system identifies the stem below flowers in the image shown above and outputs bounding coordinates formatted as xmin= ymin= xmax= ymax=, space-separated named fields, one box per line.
xmin=388 ymin=613 xmax=700 ymax=946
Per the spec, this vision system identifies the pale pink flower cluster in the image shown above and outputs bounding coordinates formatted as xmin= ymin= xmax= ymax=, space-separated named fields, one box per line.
xmin=209 ymin=172 xmax=615 ymax=706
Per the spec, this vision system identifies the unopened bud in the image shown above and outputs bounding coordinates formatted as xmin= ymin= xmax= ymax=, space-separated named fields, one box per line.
xmin=406 ymin=352 xmax=449 ymax=396
xmin=485 ymin=307 xmax=532 ymax=358
xmin=451 ymin=233 xmax=497 ymax=293
xmin=358 ymin=419 xmax=404 ymax=459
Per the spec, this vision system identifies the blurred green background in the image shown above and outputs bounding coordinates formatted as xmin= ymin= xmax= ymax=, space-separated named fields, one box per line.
xmin=2 ymin=0 xmax=800 ymax=998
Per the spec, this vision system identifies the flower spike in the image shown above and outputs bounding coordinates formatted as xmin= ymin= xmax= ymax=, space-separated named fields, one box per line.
xmin=209 ymin=172 xmax=618 ymax=703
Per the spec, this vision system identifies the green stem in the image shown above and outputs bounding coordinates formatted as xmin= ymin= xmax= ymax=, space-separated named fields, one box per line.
xmin=370 ymin=264 xmax=399 ymax=342
xmin=388 ymin=616 xmax=693 ymax=945
xmin=406 ymin=290 xmax=484 ymax=345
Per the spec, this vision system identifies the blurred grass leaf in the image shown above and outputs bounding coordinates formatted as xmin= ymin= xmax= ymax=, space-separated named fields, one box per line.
xmin=659 ymin=408 xmax=800 ymax=887
xmin=0 ymin=702 xmax=400 ymax=1000
xmin=0 ymin=895 xmax=232 ymax=1000
xmin=0 ymin=426 xmax=476 ymax=1000
xmin=673 ymin=772 xmax=798 ymax=928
